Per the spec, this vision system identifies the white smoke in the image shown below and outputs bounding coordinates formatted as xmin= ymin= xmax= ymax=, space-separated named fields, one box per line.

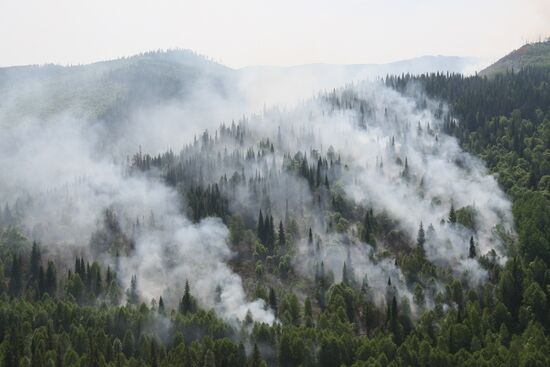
xmin=0 ymin=114 xmax=275 ymax=325
xmin=0 ymin=57 xmax=513 ymax=322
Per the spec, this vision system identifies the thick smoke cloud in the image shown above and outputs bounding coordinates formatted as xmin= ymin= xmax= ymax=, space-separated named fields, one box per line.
xmin=0 ymin=90 xmax=275 ymax=325
xmin=0 ymin=55 xmax=513 ymax=322
xmin=229 ymin=82 xmax=514 ymax=310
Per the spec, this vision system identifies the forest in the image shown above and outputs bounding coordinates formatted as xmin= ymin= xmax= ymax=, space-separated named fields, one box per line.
xmin=1 ymin=66 xmax=550 ymax=367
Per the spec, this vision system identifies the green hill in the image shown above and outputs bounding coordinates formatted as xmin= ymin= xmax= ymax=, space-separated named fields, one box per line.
xmin=480 ymin=39 xmax=550 ymax=76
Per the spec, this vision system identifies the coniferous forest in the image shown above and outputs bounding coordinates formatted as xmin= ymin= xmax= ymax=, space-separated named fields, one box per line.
xmin=1 ymin=56 xmax=550 ymax=367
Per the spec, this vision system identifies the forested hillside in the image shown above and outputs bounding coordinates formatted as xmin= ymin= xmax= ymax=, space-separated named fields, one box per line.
xmin=480 ymin=41 xmax=550 ymax=76
xmin=1 ymin=64 xmax=550 ymax=367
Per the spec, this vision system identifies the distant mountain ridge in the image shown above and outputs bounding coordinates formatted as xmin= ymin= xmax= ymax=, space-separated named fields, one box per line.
xmin=480 ymin=40 xmax=550 ymax=76
xmin=242 ymin=55 xmax=479 ymax=76
xmin=0 ymin=50 xmax=480 ymax=125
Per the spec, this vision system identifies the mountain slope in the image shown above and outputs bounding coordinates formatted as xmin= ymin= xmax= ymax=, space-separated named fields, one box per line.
xmin=480 ymin=40 xmax=550 ymax=76
xmin=0 ymin=50 xmax=235 ymax=122
xmin=0 ymin=52 xmax=478 ymax=125
xmin=1 ymin=49 xmax=550 ymax=366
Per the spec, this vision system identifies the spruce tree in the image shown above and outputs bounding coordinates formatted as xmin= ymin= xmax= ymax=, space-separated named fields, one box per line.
xmin=342 ymin=262 xmax=349 ymax=285
xmin=30 ymin=241 xmax=41 ymax=280
xmin=268 ymin=287 xmax=278 ymax=315
xmin=278 ymin=220 xmax=286 ymax=247
xmin=257 ymin=210 xmax=264 ymax=243
xmin=449 ymin=203 xmax=457 ymax=224
xmin=249 ymin=343 xmax=262 ymax=367
xmin=469 ymin=236 xmax=476 ymax=258
xmin=45 ymin=261 xmax=57 ymax=296
xmin=9 ymin=255 xmax=22 ymax=298
xmin=362 ymin=212 xmax=371 ymax=242
xmin=417 ymin=221 xmax=425 ymax=248
xmin=179 ymin=280 xmax=196 ymax=314
xmin=158 ymin=296 xmax=165 ymax=315
xmin=127 ymin=275 xmax=139 ymax=305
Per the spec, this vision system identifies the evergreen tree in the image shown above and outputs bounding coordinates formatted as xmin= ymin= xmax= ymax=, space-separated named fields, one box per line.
xmin=342 ymin=262 xmax=349 ymax=285
xmin=9 ymin=254 xmax=22 ymax=298
xmin=304 ymin=297 xmax=314 ymax=328
xmin=45 ymin=261 xmax=57 ymax=296
xmin=30 ymin=241 xmax=41 ymax=280
xmin=278 ymin=220 xmax=286 ymax=247
xmin=122 ymin=330 xmax=135 ymax=357
xmin=417 ymin=221 xmax=425 ymax=248
xmin=38 ymin=266 xmax=45 ymax=296
xmin=362 ymin=212 xmax=371 ymax=243
xmin=158 ymin=296 xmax=165 ymax=315
xmin=179 ymin=280 xmax=196 ymax=314
xmin=402 ymin=157 xmax=410 ymax=179
xmin=127 ymin=275 xmax=139 ymax=305
xmin=449 ymin=203 xmax=457 ymax=224
xmin=249 ymin=343 xmax=263 ymax=367
xmin=268 ymin=287 xmax=278 ymax=315
xmin=389 ymin=296 xmax=400 ymax=342
xmin=469 ymin=236 xmax=476 ymax=258
xmin=257 ymin=210 xmax=264 ymax=243
xmin=4 ymin=327 xmax=20 ymax=367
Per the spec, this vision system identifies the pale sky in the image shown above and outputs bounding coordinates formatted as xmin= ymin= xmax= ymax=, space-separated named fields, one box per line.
xmin=1 ymin=0 xmax=549 ymax=68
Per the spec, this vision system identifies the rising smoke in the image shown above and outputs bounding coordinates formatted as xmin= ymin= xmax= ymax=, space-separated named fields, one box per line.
xmin=0 ymin=56 xmax=514 ymax=322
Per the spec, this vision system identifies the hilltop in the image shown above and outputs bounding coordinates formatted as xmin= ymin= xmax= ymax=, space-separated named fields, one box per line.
xmin=480 ymin=40 xmax=550 ymax=76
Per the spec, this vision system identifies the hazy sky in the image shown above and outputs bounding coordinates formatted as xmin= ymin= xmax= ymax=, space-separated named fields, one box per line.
xmin=1 ymin=0 xmax=549 ymax=68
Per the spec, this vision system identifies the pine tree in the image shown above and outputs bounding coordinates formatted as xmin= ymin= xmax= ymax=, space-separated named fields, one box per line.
xmin=4 ymin=326 xmax=20 ymax=367
xmin=249 ymin=343 xmax=262 ymax=367
xmin=257 ymin=210 xmax=265 ymax=243
xmin=203 ymin=349 xmax=215 ymax=367
xmin=158 ymin=296 xmax=165 ymax=315
xmin=179 ymin=280 xmax=196 ymax=314
xmin=342 ymin=262 xmax=349 ymax=285
xmin=316 ymin=158 xmax=322 ymax=187
xmin=402 ymin=157 xmax=409 ymax=179
xmin=127 ymin=275 xmax=139 ymax=305
xmin=30 ymin=241 xmax=41 ymax=280
xmin=45 ymin=261 xmax=57 ymax=296
xmin=304 ymin=297 xmax=314 ymax=327
xmin=417 ymin=221 xmax=425 ymax=248
xmin=362 ymin=212 xmax=371 ymax=242
xmin=122 ymin=330 xmax=135 ymax=357
xmin=55 ymin=342 xmax=63 ymax=367
xmin=268 ymin=287 xmax=278 ymax=315
xmin=469 ymin=236 xmax=476 ymax=258
xmin=388 ymin=296 xmax=400 ymax=342
xmin=266 ymin=215 xmax=275 ymax=252
xmin=278 ymin=220 xmax=286 ymax=247
xmin=150 ymin=340 xmax=158 ymax=367
xmin=9 ymin=255 xmax=22 ymax=298
xmin=449 ymin=203 xmax=457 ymax=224
xmin=38 ymin=266 xmax=45 ymax=296
xmin=94 ymin=267 xmax=102 ymax=296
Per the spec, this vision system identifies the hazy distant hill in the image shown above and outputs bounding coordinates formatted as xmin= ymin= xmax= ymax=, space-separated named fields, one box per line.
xmin=239 ymin=55 xmax=480 ymax=106
xmin=0 ymin=50 xmax=234 ymax=122
xmin=480 ymin=40 xmax=550 ymax=76
xmin=242 ymin=55 xmax=479 ymax=77
xmin=0 ymin=51 xmax=479 ymax=123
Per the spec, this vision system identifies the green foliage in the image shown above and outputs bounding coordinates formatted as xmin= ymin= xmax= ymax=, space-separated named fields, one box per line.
xmin=2 ymin=63 xmax=550 ymax=367
xmin=481 ymin=41 xmax=550 ymax=76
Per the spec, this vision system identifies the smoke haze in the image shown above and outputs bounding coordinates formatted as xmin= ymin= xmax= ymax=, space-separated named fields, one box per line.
xmin=0 ymin=51 xmax=514 ymax=322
